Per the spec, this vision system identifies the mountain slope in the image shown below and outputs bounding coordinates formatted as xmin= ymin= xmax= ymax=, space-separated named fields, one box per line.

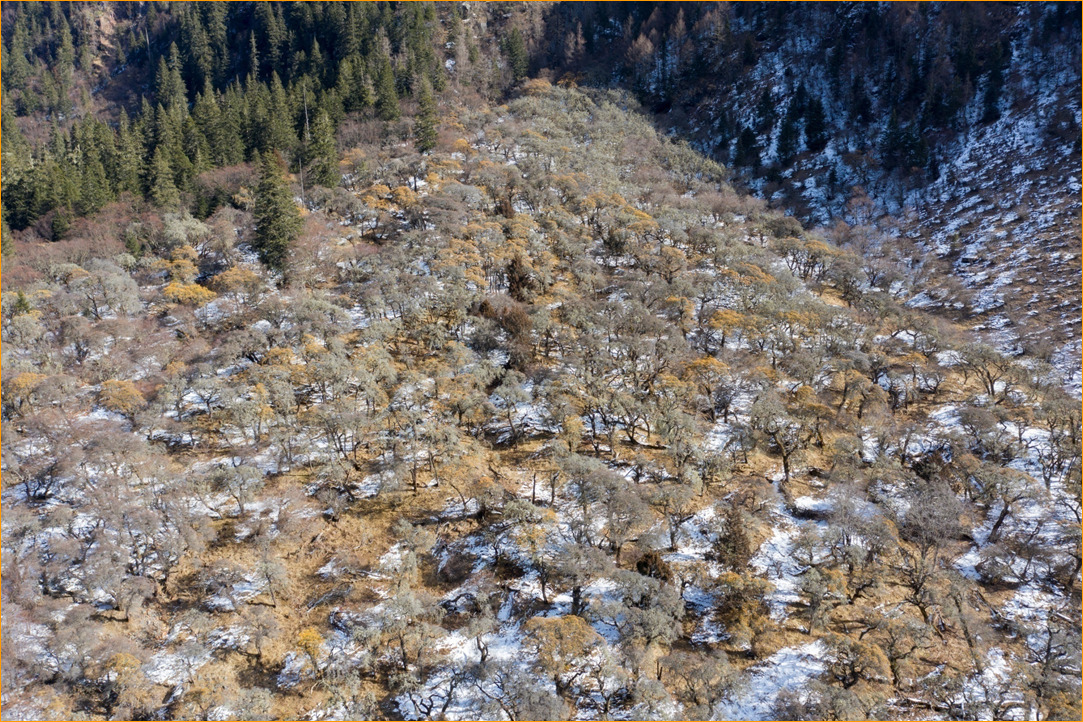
xmin=527 ymin=1 xmax=1083 ymax=384
xmin=1 ymin=4 xmax=1080 ymax=721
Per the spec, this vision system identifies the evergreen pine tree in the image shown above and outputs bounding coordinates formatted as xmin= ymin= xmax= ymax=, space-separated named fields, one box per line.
xmin=56 ymin=15 xmax=75 ymax=76
xmin=414 ymin=78 xmax=438 ymax=154
xmin=329 ymin=3 xmax=358 ymax=60
xmin=51 ymin=209 xmax=72 ymax=242
xmin=4 ymin=163 xmax=45 ymax=230
xmin=793 ymin=82 xmax=810 ymax=117
xmin=1 ymin=104 xmax=32 ymax=187
xmin=318 ymin=86 xmax=346 ymax=127
xmin=156 ymin=43 xmax=188 ymax=111
xmin=1 ymin=208 xmax=14 ymax=259
xmin=309 ymin=40 xmax=326 ymax=84
xmin=168 ymin=42 xmax=187 ymax=106
xmin=288 ymin=50 xmax=308 ymax=84
xmin=115 ymin=112 xmax=146 ymax=195
xmin=11 ymin=290 xmax=33 ymax=317
xmin=715 ymin=110 xmax=733 ymax=154
xmin=6 ymin=13 xmax=34 ymax=90
xmin=266 ymin=73 xmax=297 ymax=151
xmin=981 ymin=45 xmax=1005 ymax=123
xmin=881 ymin=110 xmax=903 ymax=170
xmin=41 ymin=70 xmax=72 ymax=118
xmin=734 ymin=127 xmax=760 ymax=169
xmin=502 ymin=27 xmax=529 ymax=81
xmin=149 ymin=146 xmax=180 ymax=208
xmin=742 ymin=36 xmax=757 ymax=67
xmin=827 ymin=44 xmax=844 ymax=83
xmin=182 ymin=115 xmax=211 ymax=177
xmin=245 ymin=82 xmax=271 ymax=156
xmin=756 ymin=88 xmax=776 ymax=131
xmin=336 ymin=57 xmax=359 ymax=111
xmin=156 ymin=104 xmax=194 ymax=189
xmin=87 ymin=118 xmax=119 ymax=183
xmin=375 ymin=57 xmax=401 ymax=122
xmin=305 ymin=110 xmax=339 ymax=187
xmin=139 ymin=96 xmax=157 ymax=150
xmin=50 ymin=120 xmax=69 ymax=160
xmin=712 ymin=502 xmax=753 ymax=571
xmin=193 ymin=82 xmax=225 ymax=165
xmin=45 ymin=149 xmax=80 ymax=214
xmin=806 ymin=96 xmax=828 ymax=152
xmin=506 ymin=254 xmax=537 ymax=302
xmin=776 ymin=108 xmax=799 ymax=167
xmin=447 ymin=8 xmax=463 ymax=47
xmin=255 ymin=3 xmax=285 ymax=75
xmin=927 ymin=151 xmax=940 ymax=182
xmin=904 ymin=128 xmax=929 ymax=171
xmin=179 ymin=6 xmax=215 ymax=89
xmin=78 ymin=152 xmax=113 ymax=215
xmin=248 ymin=31 xmax=261 ymax=83
xmin=218 ymin=84 xmax=248 ymax=164
xmin=253 ymin=150 xmax=302 ymax=270
xmin=851 ymin=77 xmax=872 ymax=124
xmin=358 ymin=73 xmax=377 ymax=111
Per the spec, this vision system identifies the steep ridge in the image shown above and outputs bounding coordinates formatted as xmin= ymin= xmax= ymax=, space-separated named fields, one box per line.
xmin=529 ymin=1 xmax=1083 ymax=384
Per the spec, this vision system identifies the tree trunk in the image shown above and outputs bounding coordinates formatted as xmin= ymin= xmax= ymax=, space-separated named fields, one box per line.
xmin=988 ymin=502 xmax=1012 ymax=543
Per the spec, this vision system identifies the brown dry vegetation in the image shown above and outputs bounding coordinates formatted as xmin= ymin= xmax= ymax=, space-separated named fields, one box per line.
xmin=2 ymin=75 xmax=1080 ymax=722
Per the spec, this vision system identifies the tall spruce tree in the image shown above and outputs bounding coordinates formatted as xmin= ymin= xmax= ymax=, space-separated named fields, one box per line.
xmin=756 ymin=88 xmax=776 ymax=131
xmin=78 ymin=152 xmax=113 ymax=215
xmin=56 ymin=15 xmax=75 ymax=76
xmin=182 ymin=115 xmax=211 ymax=177
xmin=149 ymin=147 xmax=180 ymax=209
xmin=776 ymin=109 xmax=799 ymax=167
xmin=6 ymin=12 xmax=33 ymax=90
xmin=265 ymin=72 xmax=297 ymax=151
xmin=982 ymin=57 xmax=1004 ymax=123
xmin=254 ymin=150 xmax=302 ymax=270
xmin=414 ymin=78 xmax=438 ymax=154
xmin=336 ymin=57 xmax=360 ymax=111
xmin=806 ymin=96 xmax=828 ymax=152
xmin=218 ymin=85 xmax=247 ymax=164
xmin=1 ymin=104 xmax=32 ymax=188
xmin=4 ymin=163 xmax=45 ymax=230
xmin=502 ymin=27 xmax=529 ymax=81
xmin=1 ymin=207 xmax=14 ymax=259
xmin=114 ymin=112 xmax=146 ymax=195
xmin=192 ymin=82 xmax=224 ymax=162
xmin=880 ymin=110 xmax=903 ymax=170
xmin=734 ymin=127 xmax=760 ymax=169
xmin=156 ymin=43 xmax=188 ymax=112
xmin=375 ymin=57 xmax=401 ymax=122
xmin=256 ymin=3 xmax=286 ymax=75
xmin=248 ymin=31 xmax=261 ymax=82
xmin=305 ymin=110 xmax=339 ymax=187
xmin=45 ymin=147 xmax=80 ymax=214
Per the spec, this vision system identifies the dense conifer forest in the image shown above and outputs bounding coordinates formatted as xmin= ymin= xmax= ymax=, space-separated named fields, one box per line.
xmin=1 ymin=3 xmax=1080 ymax=720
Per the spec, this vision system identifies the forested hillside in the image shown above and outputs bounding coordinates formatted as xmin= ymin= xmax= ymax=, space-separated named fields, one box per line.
xmin=529 ymin=1 xmax=1083 ymax=388
xmin=2 ymin=3 xmax=1080 ymax=721
xmin=4 ymin=2 xmax=1080 ymax=378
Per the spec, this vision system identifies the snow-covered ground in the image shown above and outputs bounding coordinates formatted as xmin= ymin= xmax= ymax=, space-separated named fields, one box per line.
xmin=716 ymin=641 xmax=827 ymax=720
xmin=750 ymin=487 xmax=819 ymax=623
